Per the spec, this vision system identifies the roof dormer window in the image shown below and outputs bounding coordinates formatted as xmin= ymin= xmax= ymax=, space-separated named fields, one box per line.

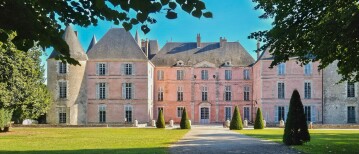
xmin=177 ymin=60 xmax=184 ymax=66
xmin=224 ymin=61 xmax=232 ymax=66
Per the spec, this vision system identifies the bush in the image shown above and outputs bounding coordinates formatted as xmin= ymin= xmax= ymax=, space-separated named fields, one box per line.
xmin=283 ymin=89 xmax=310 ymax=145
xmin=156 ymin=110 xmax=165 ymax=128
xmin=0 ymin=108 xmax=12 ymax=132
xmin=180 ymin=108 xmax=191 ymax=129
xmin=254 ymin=108 xmax=264 ymax=129
xmin=230 ymin=106 xmax=243 ymax=130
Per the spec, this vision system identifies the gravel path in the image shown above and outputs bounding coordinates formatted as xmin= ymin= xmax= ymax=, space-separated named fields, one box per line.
xmin=169 ymin=126 xmax=299 ymax=154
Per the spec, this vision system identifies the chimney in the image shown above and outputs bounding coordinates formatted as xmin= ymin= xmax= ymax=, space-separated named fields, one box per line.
xmin=141 ymin=39 xmax=149 ymax=57
xmin=196 ymin=33 xmax=201 ymax=48
xmin=74 ymin=31 xmax=78 ymax=37
xmin=220 ymin=37 xmax=227 ymax=47
xmin=256 ymin=39 xmax=260 ymax=59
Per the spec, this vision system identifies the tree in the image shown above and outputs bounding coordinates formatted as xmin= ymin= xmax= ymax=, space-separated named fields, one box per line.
xmin=250 ymin=1 xmax=359 ymax=82
xmin=0 ymin=108 xmax=12 ymax=132
xmin=180 ymin=108 xmax=191 ymax=129
xmin=0 ymin=0 xmax=212 ymax=65
xmin=254 ymin=108 xmax=264 ymax=129
xmin=283 ymin=90 xmax=310 ymax=145
xmin=156 ymin=110 xmax=165 ymax=128
xmin=0 ymin=30 xmax=51 ymax=123
xmin=230 ymin=106 xmax=243 ymax=130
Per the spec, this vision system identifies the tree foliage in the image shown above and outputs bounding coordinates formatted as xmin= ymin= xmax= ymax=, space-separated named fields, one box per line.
xmin=156 ymin=110 xmax=165 ymax=128
xmin=254 ymin=108 xmax=264 ymax=129
xmin=0 ymin=0 xmax=212 ymax=65
xmin=0 ymin=108 xmax=12 ymax=131
xmin=283 ymin=90 xmax=310 ymax=145
xmin=180 ymin=108 xmax=191 ymax=129
xmin=250 ymin=1 xmax=359 ymax=82
xmin=230 ymin=106 xmax=243 ymax=130
xmin=0 ymin=30 xmax=51 ymax=123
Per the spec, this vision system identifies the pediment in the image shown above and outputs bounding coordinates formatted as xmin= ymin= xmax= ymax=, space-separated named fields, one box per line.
xmin=194 ymin=61 xmax=216 ymax=68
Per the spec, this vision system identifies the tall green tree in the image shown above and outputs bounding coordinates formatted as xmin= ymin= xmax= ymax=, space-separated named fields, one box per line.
xmin=156 ymin=110 xmax=165 ymax=128
xmin=180 ymin=108 xmax=191 ymax=129
xmin=254 ymin=108 xmax=264 ymax=129
xmin=0 ymin=30 xmax=51 ymax=123
xmin=283 ymin=90 xmax=310 ymax=145
xmin=230 ymin=106 xmax=243 ymax=130
xmin=250 ymin=1 xmax=359 ymax=82
xmin=0 ymin=0 xmax=212 ymax=65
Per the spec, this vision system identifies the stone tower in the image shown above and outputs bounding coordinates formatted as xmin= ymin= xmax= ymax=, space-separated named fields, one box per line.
xmin=47 ymin=26 xmax=88 ymax=125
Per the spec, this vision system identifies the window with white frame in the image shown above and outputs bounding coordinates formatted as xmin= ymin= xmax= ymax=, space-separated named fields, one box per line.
xmin=99 ymin=105 xmax=106 ymax=123
xmin=97 ymin=63 xmax=106 ymax=75
xmin=225 ymin=86 xmax=232 ymax=101
xmin=97 ymin=83 xmax=107 ymax=99
xmin=124 ymin=83 xmax=133 ymax=100
xmin=244 ymin=86 xmax=250 ymax=101
xmin=347 ymin=82 xmax=355 ymax=97
xmin=125 ymin=105 xmax=133 ymax=122
xmin=278 ymin=82 xmax=285 ymax=99
xmin=304 ymin=63 xmax=312 ymax=75
xmin=278 ymin=63 xmax=285 ymax=75
xmin=177 ymin=107 xmax=184 ymax=117
xmin=202 ymin=86 xmax=208 ymax=101
xmin=225 ymin=70 xmax=232 ymax=80
xmin=304 ymin=82 xmax=311 ymax=99
xmin=177 ymin=86 xmax=183 ymax=101
xmin=201 ymin=70 xmax=208 ymax=80
xmin=277 ymin=106 xmax=285 ymax=121
xmin=125 ymin=63 xmax=133 ymax=75
xmin=225 ymin=107 xmax=231 ymax=121
xmin=58 ymin=81 xmax=67 ymax=99
xmin=157 ymin=70 xmax=164 ymax=80
xmin=58 ymin=107 xmax=66 ymax=124
xmin=244 ymin=107 xmax=250 ymax=120
xmin=58 ymin=61 xmax=67 ymax=74
xmin=244 ymin=69 xmax=250 ymax=80
xmin=177 ymin=70 xmax=184 ymax=80
xmin=158 ymin=87 xmax=163 ymax=101
xmin=304 ymin=106 xmax=311 ymax=122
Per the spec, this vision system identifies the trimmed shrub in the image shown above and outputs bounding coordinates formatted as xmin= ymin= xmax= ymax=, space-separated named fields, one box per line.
xmin=254 ymin=108 xmax=264 ymax=129
xmin=156 ymin=110 xmax=165 ymax=128
xmin=283 ymin=89 xmax=310 ymax=145
xmin=0 ymin=109 xmax=12 ymax=132
xmin=230 ymin=106 xmax=243 ymax=130
xmin=180 ymin=108 xmax=191 ymax=129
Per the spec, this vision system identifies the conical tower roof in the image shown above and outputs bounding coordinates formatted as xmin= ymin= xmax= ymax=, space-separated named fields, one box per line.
xmin=87 ymin=35 xmax=97 ymax=52
xmin=48 ymin=25 xmax=88 ymax=61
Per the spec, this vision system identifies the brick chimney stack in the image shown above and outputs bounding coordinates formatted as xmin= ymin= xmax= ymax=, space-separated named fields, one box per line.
xmin=256 ymin=39 xmax=260 ymax=59
xmin=141 ymin=39 xmax=149 ymax=57
xmin=196 ymin=33 xmax=201 ymax=48
xmin=220 ymin=37 xmax=227 ymax=48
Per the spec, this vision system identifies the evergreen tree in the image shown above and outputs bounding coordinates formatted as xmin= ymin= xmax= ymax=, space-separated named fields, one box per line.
xmin=230 ymin=106 xmax=243 ymax=130
xmin=156 ymin=110 xmax=165 ymax=128
xmin=254 ymin=108 xmax=264 ymax=129
xmin=283 ymin=90 xmax=310 ymax=145
xmin=180 ymin=108 xmax=191 ymax=129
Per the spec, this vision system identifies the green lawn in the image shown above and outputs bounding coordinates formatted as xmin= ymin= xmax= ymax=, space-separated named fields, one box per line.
xmin=236 ymin=128 xmax=359 ymax=153
xmin=0 ymin=128 xmax=188 ymax=154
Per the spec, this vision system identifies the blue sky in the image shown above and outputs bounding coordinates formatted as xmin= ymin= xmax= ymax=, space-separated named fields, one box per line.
xmin=42 ymin=0 xmax=272 ymax=76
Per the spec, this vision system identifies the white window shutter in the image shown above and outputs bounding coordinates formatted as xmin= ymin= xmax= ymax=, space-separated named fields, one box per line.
xmin=311 ymin=106 xmax=316 ymax=122
xmin=285 ymin=106 xmax=289 ymax=121
xmin=105 ymin=63 xmax=109 ymax=75
xmin=132 ymin=84 xmax=135 ymax=99
xmin=106 ymin=83 xmax=109 ymax=99
xmin=122 ymin=83 xmax=126 ymax=99
xmin=132 ymin=64 xmax=135 ymax=75
xmin=121 ymin=64 xmax=125 ymax=75
xmin=95 ymin=83 xmax=99 ymax=100
xmin=96 ymin=63 xmax=99 ymax=75
xmin=274 ymin=106 xmax=278 ymax=122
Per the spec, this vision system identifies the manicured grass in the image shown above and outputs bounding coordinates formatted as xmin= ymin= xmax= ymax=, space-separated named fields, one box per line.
xmin=236 ymin=128 xmax=359 ymax=153
xmin=0 ymin=128 xmax=188 ymax=154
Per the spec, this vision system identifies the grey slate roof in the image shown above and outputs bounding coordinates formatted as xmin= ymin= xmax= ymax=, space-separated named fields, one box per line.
xmin=151 ymin=42 xmax=255 ymax=67
xmin=87 ymin=28 xmax=148 ymax=60
xmin=48 ymin=26 xmax=88 ymax=61
xmin=87 ymin=35 xmax=97 ymax=52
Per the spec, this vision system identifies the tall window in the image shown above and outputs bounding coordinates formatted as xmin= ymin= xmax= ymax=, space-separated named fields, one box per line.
xmin=97 ymin=63 xmax=106 ymax=75
xmin=278 ymin=63 xmax=285 ymax=75
xmin=99 ymin=105 xmax=106 ymax=123
xmin=201 ymin=70 xmax=208 ymax=80
xmin=225 ymin=86 xmax=232 ymax=101
xmin=58 ymin=107 xmax=66 ymax=124
xmin=244 ymin=86 xmax=250 ymax=101
xmin=277 ymin=106 xmax=285 ymax=121
xmin=347 ymin=82 xmax=355 ymax=97
xmin=125 ymin=105 xmax=133 ymax=122
xmin=97 ymin=83 xmax=106 ymax=99
xmin=304 ymin=106 xmax=311 ymax=122
xmin=244 ymin=107 xmax=250 ymax=120
xmin=202 ymin=86 xmax=208 ymax=101
xmin=225 ymin=70 xmax=232 ymax=80
xmin=225 ymin=107 xmax=231 ymax=121
xmin=158 ymin=87 xmax=164 ymax=101
xmin=278 ymin=82 xmax=285 ymax=99
xmin=125 ymin=63 xmax=133 ymax=75
xmin=348 ymin=106 xmax=356 ymax=123
xmin=58 ymin=62 xmax=67 ymax=74
xmin=124 ymin=83 xmax=133 ymax=99
xmin=177 ymin=86 xmax=183 ymax=101
xmin=304 ymin=63 xmax=312 ymax=75
xmin=177 ymin=107 xmax=184 ymax=117
xmin=304 ymin=82 xmax=311 ymax=99
xmin=157 ymin=70 xmax=164 ymax=80
xmin=177 ymin=70 xmax=184 ymax=80
xmin=58 ymin=81 xmax=67 ymax=99
xmin=243 ymin=69 xmax=250 ymax=80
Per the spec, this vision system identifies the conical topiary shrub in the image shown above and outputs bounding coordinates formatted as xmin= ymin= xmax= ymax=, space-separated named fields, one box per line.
xmin=283 ymin=89 xmax=310 ymax=145
xmin=254 ymin=108 xmax=264 ymax=129
xmin=180 ymin=108 xmax=191 ymax=129
xmin=156 ymin=110 xmax=165 ymax=128
xmin=230 ymin=106 xmax=243 ymax=130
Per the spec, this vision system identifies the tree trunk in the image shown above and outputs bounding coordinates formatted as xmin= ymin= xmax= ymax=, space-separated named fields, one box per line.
xmin=3 ymin=127 xmax=9 ymax=132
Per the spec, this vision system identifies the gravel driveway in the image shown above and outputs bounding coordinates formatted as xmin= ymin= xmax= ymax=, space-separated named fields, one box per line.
xmin=169 ymin=126 xmax=299 ymax=154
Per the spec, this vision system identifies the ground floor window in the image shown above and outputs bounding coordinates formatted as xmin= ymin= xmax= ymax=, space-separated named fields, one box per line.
xmin=244 ymin=107 xmax=250 ymax=121
xmin=277 ymin=106 xmax=285 ymax=121
xmin=225 ymin=107 xmax=231 ymax=121
xmin=304 ymin=106 xmax=311 ymax=122
xmin=99 ymin=105 xmax=106 ymax=123
xmin=348 ymin=106 xmax=356 ymax=123
xmin=125 ymin=105 xmax=133 ymax=122
xmin=200 ymin=107 xmax=209 ymax=120
xmin=58 ymin=107 xmax=66 ymax=124
xmin=177 ymin=107 xmax=184 ymax=117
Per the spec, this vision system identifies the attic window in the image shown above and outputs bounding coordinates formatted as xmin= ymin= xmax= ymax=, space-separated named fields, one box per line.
xmin=224 ymin=61 xmax=232 ymax=66
xmin=177 ymin=60 xmax=184 ymax=66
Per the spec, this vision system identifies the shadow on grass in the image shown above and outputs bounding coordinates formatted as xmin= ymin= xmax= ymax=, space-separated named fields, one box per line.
xmin=0 ymin=148 xmax=167 ymax=154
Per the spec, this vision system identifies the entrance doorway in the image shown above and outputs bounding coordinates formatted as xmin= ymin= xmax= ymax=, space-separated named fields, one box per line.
xmin=200 ymin=107 xmax=210 ymax=124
